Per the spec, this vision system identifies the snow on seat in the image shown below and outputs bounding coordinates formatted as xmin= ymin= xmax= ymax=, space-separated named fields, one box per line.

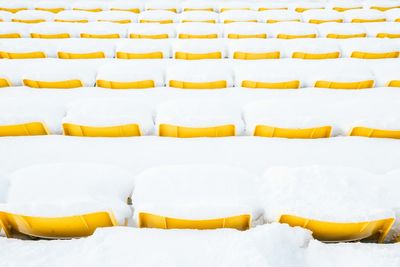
xmin=0 ymin=163 xmax=134 ymax=238
xmin=344 ymin=9 xmax=387 ymax=23
xmin=371 ymin=60 xmax=400 ymax=87
xmin=326 ymin=0 xmax=364 ymax=12
xmin=261 ymin=165 xmax=395 ymax=242
xmin=173 ymin=39 xmax=226 ymax=59
xmin=219 ymin=10 xmax=258 ymax=24
xmin=62 ymin=99 xmax=154 ymax=137
xmin=217 ymin=1 xmax=254 ymax=13
xmin=116 ymin=39 xmax=171 ymax=59
xmin=166 ymin=61 xmax=232 ymax=89
xmin=255 ymin=2 xmax=290 ymax=12
xmin=54 ymin=10 xmax=95 ymax=23
xmin=181 ymin=1 xmax=216 ymax=12
xmin=0 ymin=10 xmax=12 ymax=22
xmin=29 ymin=22 xmax=79 ymax=38
xmin=179 ymin=11 xmax=219 ymax=23
xmin=133 ymin=164 xmax=260 ymax=229
xmin=156 ymin=99 xmax=242 ymax=137
xmin=267 ymin=22 xmax=318 ymax=39
xmin=32 ymin=1 xmax=70 ymax=14
xmin=107 ymin=1 xmax=144 ymax=14
xmin=257 ymin=10 xmax=301 ymax=23
xmin=301 ymin=10 xmax=344 ymax=24
xmin=0 ymin=22 xmax=30 ymax=38
xmin=283 ymin=38 xmax=341 ymax=59
xmin=145 ymin=1 xmax=181 ymax=13
xmin=78 ymin=22 xmax=127 ymax=38
xmin=364 ymin=0 xmax=400 ymax=11
xmin=138 ymin=10 xmax=177 ymax=24
xmin=96 ymin=61 xmax=165 ymax=88
xmin=71 ymin=1 xmax=108 ymax=13
xmin=128 ymin=23 xmax=175 ymax=39
xmin=364 ymin=22 xmax=400 ymax=38
xmin=385 ymin=8 xmax=400 ymax=22
xmin=339 ymin=38 xmax=399 ymax=59
xmin=0 ymin=0 xmax=30 ymax=14
xmin=0 ymin=39 xmax=55 ymax=58
xmin=223 ymin=22 xmax=268 ymax=39
xmin=289 ymin=1 xmax=326 ymax=13
xmin=56 ymin=39 xmax=115 ymax=59
xmin=176 ymin=22 xmax=222 ymax=39
xmin=317 ymin=22 xmax=367 ymax=38
xmin=92 ymin=11 xmax=138 ymax=24
xmin=11 ymin=10 xmax=55 ymax=23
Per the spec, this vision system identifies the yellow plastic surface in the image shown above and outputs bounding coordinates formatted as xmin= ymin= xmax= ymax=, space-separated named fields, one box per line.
xmin=0 ymin=51 xmax=46 ymax=59
xmin=138 ymin=212 xmax=250 ymax=230
xmin=224 ymin=20 xmax=258 ymax=24
xmin=0 ymin=78 xmax=11 ymax=88
xmin=350 ymin=127 xmax=400 ymax=139
xmin=57 ymin=51 xmax=105 ymax=59
xmin=116 ymin=51 xmax=163 ymax=59
xmin=0 ymin=33 xmax=21 ymax=38
xmin=0 ymin=211 xmax=117 ymax=239
xmin=147 ymin=8 xmax=177 ymax=13
xmin=277 ymin=33 xmax=317 ymax=39
xmin=129 ymin=33 xmax=169 ymax=39
xmin=72 ymin=8 xmax=102 ymax=12
xmin=388 ymin=80 xmax=400 ymax=87
xmin=55 ymin=19 xmax=88 ymax=23
xmin=266 ymin=19 xmax=301 ymax=23
xmin=169 ymin=80 xmax=227 ymax=89
xmin=31 ymin=33 xmax=70 ymax=39
xmin=242 ymin=80 xmax=300 ymax=89
xmin=376 ymin=33 xmax=400 ymax=38
xmin=159 ymin=124 xmax=235 ymax=137
xmin=315 ymin=80 xmax=374 ymax=89
xmin=182 ymin=20 xmax=216 ymax=23
xmin=233 ymin=51 xmax=280 ymax=59
xmin=184 ymin=8 xmax=214 ymax=11
xmin=63 ymin=123 xmax=141 ymax=137
xmin=370 ymin=6 xmax=400 ymax=11
xmin=333 ymin=7 xmax=362 ymax=12
xmin=220 ymin=8 xmax=251 ymax=12
xmin=97 ymin=79 xmax=155 ymax=89
xmin=178 ymin=33 xmax=218 ymax=39
xmin=351 ymin=51 xmax=399 ymax=59
xmin=259 ymin=7 xmax=288 ymax=11
xmin=228 ymin=33 xmax=267 ymax=39
xmin=0 ymin=122 xmax=49 ymax=136
xmin=139 ymin=19 xmax=173 ymax=24
xmin=396 ymin=18 xmax=400 ymax=22
xmin=98 ymin=19 xmax=132 ymax=24
xmin=295 ymin=7 xmax=324 ymax=12
xmin=254 ymin=125 xmax=331 ymax=138
xmin=309 ymin=19 xmax=343 ymax=24
xmin=175 ymin=51 xmax=222 ymax=60
xmin=12 ymin=19 xmax=46 ymax=23
xmin=292 ymin=52 xmax=340 ymax=59
xmin=80 ymin=33 xmax=120 ymax=38
xmin=0 ymin=7 xmax=27 ymax=13
xmin=327 ymin=33 xmax=366 ymax=39
xmin=23 ymin=79 xmax=83 ymax=89
xmin=351 ymin=18 xmax=386 ymax=23
xmin=110 ymin=8 xmax=140 ymax=13
xmin=35 ymin=7 xmax=65 ymax=13
xmin=279 ymin=214 xmax=394 ymax=243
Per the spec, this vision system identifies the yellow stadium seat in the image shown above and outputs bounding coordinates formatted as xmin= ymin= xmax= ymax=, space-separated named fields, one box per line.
xmin=55 ymin=19 xmax=88 ymax=23
xmin=277 ymin=34 xmax=317 ymax=39
xmin=57 ymin=52 xmax=105 ymax=59
xmin=315 ymin=80 xmax=374 ymax=89
xmin=220 ymin=8 xmax=251 ymax=12
xmin=80 ymin=33 xmax=120 ymax=39
xmin=350 ymin=127 xmax=400 ymax=139
xmin=169 ymin=80 xmax=227 ymax=89
xmin=175 ymin=52 xmax=222 ymax=60
xmin=0 ymin=51 xmax=46 ymax=59
xmin=396 ymin=18 xmax=400 ymax=22
xmin=110 ymin=8 xmax=140 ymax=13
xmin=388 ymin=80 xmax=400 ymax=87
xmin=97 ymin=79 xmax=155 ymax=89
xmin=376 ymin=33 xmax=400 ymax=38
xmin=183 ymin=8 xmax=214 ymax=12
xmin=147 ymin=8 xmax=177 ymax=13
xmin=266 ymin=19 xmax=301 ymax=23
xmin=351 ymin=18 xmax=386 ymax=23
xmin=351 ymin=51 xmax=399 ymax=59
xmin=259 ymin=7 xmax=288 ymax=11
xmin=178 ymin=33 xmax=218 ymax=39
xmin=98 ymin=19 xmax=132 ymax=24
xmin=23 ymin=79 xmax=83 ymax=89
xmin=0 ymin=211 xmax=117 ymax=239
xmin=327 ymin=33 xmax=366 ymax=39
xmin=0 ymin=78 xmax=11 ymax=87
xmin=242 ymin=80 xmax=300 ymax=89
xmin=139 ymin=19 xmax=173 ymax=24
xmin=295 ymin=7 xmax=324 ymax=13
xmin=279 ymin=214 xmax=394 ymax=243
xmin=159 ymin=124 xmax=235 ymax=137
xmin=138 ymin=212 xmax=251 ymax=230
xmin=0 ymin=7 xmax=27 ymax=13
xmin=370 ymin=6 xmax=400 ymax=11
xmin=72 ymin=8 xmax=102 ymax=12
xmin=11 ymin=19 xmax=46 ymax=24
xmin=129 ymin=33 xmax=169 ymax=39
xmin=63 ymin=123 xmax=141 ymax=137
xmin=116 ymin=51 xmax=163 ymax=59
xmin=223 ymin=20 xmax=258 ymax=24
xmin=228 ymin=33 xmax=267 ymax=39
xmin=0 ymin=33 xmax=21 ymax=38
xmin=309 ymin=19 xmax=343 ymax=24
xmin=35 ymin=7 xmax=65 ymax=13
xmin=292 ymin=52 xmax=340 ymax=59
xmin=182 ymin=20 xmax=216 ymax=23
xmin=0 ymin=122 xmax=49 ymax=136
xmin=333 ymin=7 xmax=362 ymax=12
xmin=31 ymin=33 xmax=70 ymax=39
xmin=233 ymin=52 xmax=280 ymax=60
xmin=254 ymin=125 xmax=331 ymax=138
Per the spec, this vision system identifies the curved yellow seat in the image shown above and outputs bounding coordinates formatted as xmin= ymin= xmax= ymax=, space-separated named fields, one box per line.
xmin=80 ymin=33 xmax=120 ymax=39
xmin=184 ymin=8 xmax=214 ymax=12
xmin=0 ymin=122 xmax=49 ymax=136
xmin=0 ymin=7 xmax=27 ymax=13
xmin=228 ymin=33 xmax=267 ymax=39
xmin=23 ymin=79 xmax=83 ymax=89
xmin=333 ymin=7 xmax=362 ymax=12
xmin=178 ymin=33 xmax=218 ymax=39
xmin=292 ymin=52 xmax=340 ymax=59
xmin=224 ymin=20 xmax=258 ymax=24
xmin=63 ymin=123 xmax=141 ymax=137
xmin=266 ymin=19 xmax=301 ymax=23
xmin=55 ymin=19 xmax=88 ymax=23
xmin=0 ymin=33 xmax=22 ymax=38
xmin=110 ymin=8 xmax=140 ymax=13
xmin=220 ymin=8 xmax=251 ymax=12
xmin=242 ymin=80 xmax=300 ymax=89
xmin=129 ymin=33 xmax=169 ymax=39
xmin=309 ymin=19 xmax=343 ymax=24
xmin=31 ymin=33 xmax=70 ymax=39
xmin=388 ymin=80 xmax=400 ymax=87
xmin=396 ymin=18 xmax=400 ymax=22
xmin=295 ymin=7 xmax=324 ymax=13
xmin=139 ymin=19 xmax=173 ymax=24
xmin=259 ymin=7 xmax=288 ymax=11
xmin=315 ymin=80 xmax=374 ymax=89
xmin=0 ymin=78 xmax=11 ymax=88
xmin=0 ymin=211 xmax=117 ymax=239
xmin=35 ymin=7 xmax=65 ymax=13
xmin=159 ymin=124 xmax=235 ymax=137
xmin=182 ymin=20 xmax=216 ymax=23
xmin=57 ymin=51 xmax=105 ymax=59
xmin=97 ymin=79 xmax=155 ymax=89
xmin=376 ymin=33 xmax=400 ymax=38
xmin=72 ymin=8 xmax=102 ymax=12
xmin=12 ymin=19 xmax=46 ymax=24
xmin=233 ymin=51 xmax=280 ymax=60
xmin=279 ymin=214 xmax=394 ymax=243
xmin=370 ymin=6 xmax=400 ymax=11
xmin=175 ymin=51 xmax=222 ymax=60
xmin=116 ymin=51 xmax=163 ymax=59
xmin=351 ymin=18 xmax=386 ymax=23
xmin=147 ymin=8 xmax=177 ymax=13
xmin=138 ymin=212 xmax=250 ymax=230
xmin=98 ymin=19 xmax=132 ymax=24
xmin=350 ymin=127 xmax=400 ymax=139
xmin=0 ymin=51 xmax=45 ymax=59
xmin=327 ymin=33 xmax=366 ymax=39
xmin=277 ymin=33 xmax=317 ymax=39
xmin=169 ymin=80 xmax=227 ymax=89
xmin=254 ymin=125 xmax=331 ymax=138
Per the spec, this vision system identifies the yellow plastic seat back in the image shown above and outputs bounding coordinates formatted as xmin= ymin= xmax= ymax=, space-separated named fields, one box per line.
xmin=242 ymin=80 xmax=300 ymax=89
xmin=0 ymin=7 xmax=27 ymax=13
xmin=351 ymin=18 xmax=386 ymax=23
xmin=138 ymin=212 xmax=250 ymax=230
xmin=254 ymin=125 xmax=331 ymax=138
xmin=333 ymin=7 xmax=362 ymax=12
xmin=326 ymin=33 xmax=366 ymax=39
xmin=35 ymin=7 xmax=65 ymax=13
xmin=0 ymin=211 xmax=117 ymax=239
xmin=23 ymin=79 xmax=83 ymax=89
xmin=314 ymin=80 xmax=374 ymax=89
xmin=292 ymin=52 xmax=340 ymax=59
xmin=233 ymin=51 xmax=280 ymax=60
xmin=57 ymin=52 xmax=105 ymax=59
xmin=175 ymin=51 xmax=222 ymax=60
xmin=178 ymin=34 xmax=218 ymax=39
xmin=55 ymin=19 xmax=88 ymax=23
xmin=129 ymin=33 xmax=169 ymax=39
xmin=159 ymin=124 xmax=235 ymax=137
xmin=0 ymin=33 xmax=22 ymax=38
xmin=376 ymin=33 xmax=400 ymax=38
xmin=309 ymin=19 xmax=343 ymax=24
xmin=0 ymin=78 xmax=11 ymax=87
xmin=31 ymin=33 xmax=71 ymax=39
xmin=111 ymin=8 xmax=141 ymax=13
xmin=0 ymin=51 xmax=46 ymax=59
xmin=279 ymin=214 xmax=394 ymax=243
xmin=0 ymin=122 xmax=49 ymax=136
xmin=351 ymin=51 xmax=399 ymax=59
xmin=370 ymin=6 xmax=400 ymax=11
xmin=97 ymin=79 xmax=155 ymax=89
xmin=228 ymin=33 xmax=267 ymax=39
xmin=388 ymin=80 xmax=400 ymax=87
xmin=169 ymin=80 xmax=227 ymax=89
xmin=80 ymin=33 xmax=121 ymax=39
xmin=277 ymin=33 xmax=317 ymax=39
xmin=350 ymin=127 xmax=400 ymax=139
xmin=116 ymin=52 xmax=163 ymax=59
xmin=63 ymin=123 xmax=141 ymax=137
xmin=139 ymin=19 xmax=173 ymax=24
xmin=12 ymin=19 xmax=46 ymax=24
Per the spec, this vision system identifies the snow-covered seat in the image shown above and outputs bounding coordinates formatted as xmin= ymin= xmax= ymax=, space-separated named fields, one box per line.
xmin=11 ymin=10 xmax=55 ymax=23
xmin=176 ymin=23 xmax=222 ymax=39
xmin=62 ymin=99 xmax=154 ymax=137
xmin=128 ymin=23 xmax=175 ymax=39
xmin=55 ymin=10 xmax=95 ymax=23
xmin=133 ymin=164 xmax=260 ymax=229
xmin=181 ymin=1 xmax=215 ymax=12
xmin=262 ymin=166 xmax=395 ymax=242
xmin=179 ymin=11 xmax=219 ymax=23
xmin=364 ymin=22 xmax=400 ymax=38
xmin=0 ymin=22 xmax=30 ymax=38
xmin=217 ymin=1 xmax=253 ymax=13
xmin=364 ymin=0 xmax=400 ymax=11
xmin=301 ymin=10 xmax=344 ymax=24
xmin=256 ymin=2 xmax=290 ymax=12
xmin=145 ymin=1 xmax=181 ymax=13
xmin=258 ymin=10 xmax=301 ymax=23
xmin=219 ymin=10 xmax=258 ymax=24
xmin=107 ymin=1 xmax=144 ymax=14
xmin=30 ymin=22 xmax=79 ymax=38
xmin=317 ymin=22 xmax=367 ymax=38
xmin=78 ymin=22 xmax=127 ymax=38
xmin=385 ymin=8 xmax=400 ymax=22
xmin=371 ymin=60 xmax=400 ymax=87
xmin=32 ymin=1 xmax=70 ymax=14
xmin=116 ymin=39 xmax=171 ymax=59
xmin=227 ymin=39 xmax=282 ymax=59
xmin=0 ymin=163 xmax=134 ymax=238
xmin=0 ymin=1 xmax=30 ymax=14
xmin=0 ymin=39 xmax=55 ymax=58
xmin=173 ymin=39 xmax=226 ymax=59
xmin=344 ymin=9 xmax=387 ymax=23
xmin=56 ymin=39 xmax=115 ymax=59
xmin=339 ymin=38 xmax=399 ymax=59
xmin=156 ymin=100 xmax=242 ymax=137
xmin=138 ymin=10 xmax=177 ymax=24
xmin=283 ymin=39 xmax=341 ymax=59
xmin=92 ymin=11 xmax=138 ymax=24
xmin=268 ymin=22 xmax=318 ymax=39
xmin=72 ymin=1 xmax=108 ymax=12
xmin=223 ymin=22 xmax=268 ymax=39
xmin=166 ymin=61 xmax=232 ymax=89
xmin=0 ymin=10 xmax=12 ymax=22
xmin=326 ymin=0 xmax=364 ymax=12
xmin=290 ymin=1 xmax=326 ymax=13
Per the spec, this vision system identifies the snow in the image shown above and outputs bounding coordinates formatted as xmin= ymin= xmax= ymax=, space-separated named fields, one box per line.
xmin=176 ymin=22 xmax=223 ymax=36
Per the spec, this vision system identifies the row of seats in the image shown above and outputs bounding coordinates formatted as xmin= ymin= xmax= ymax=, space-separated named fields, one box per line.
xmin=2 ymin=21 xmax=400 ymax=39
xmin=1 ymin=9 xmax=400 ymax=24
xmin=2 ymin=97 xmax=400 ymax=139
xmin=0 ymin=163 xmax=397 ymax=243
